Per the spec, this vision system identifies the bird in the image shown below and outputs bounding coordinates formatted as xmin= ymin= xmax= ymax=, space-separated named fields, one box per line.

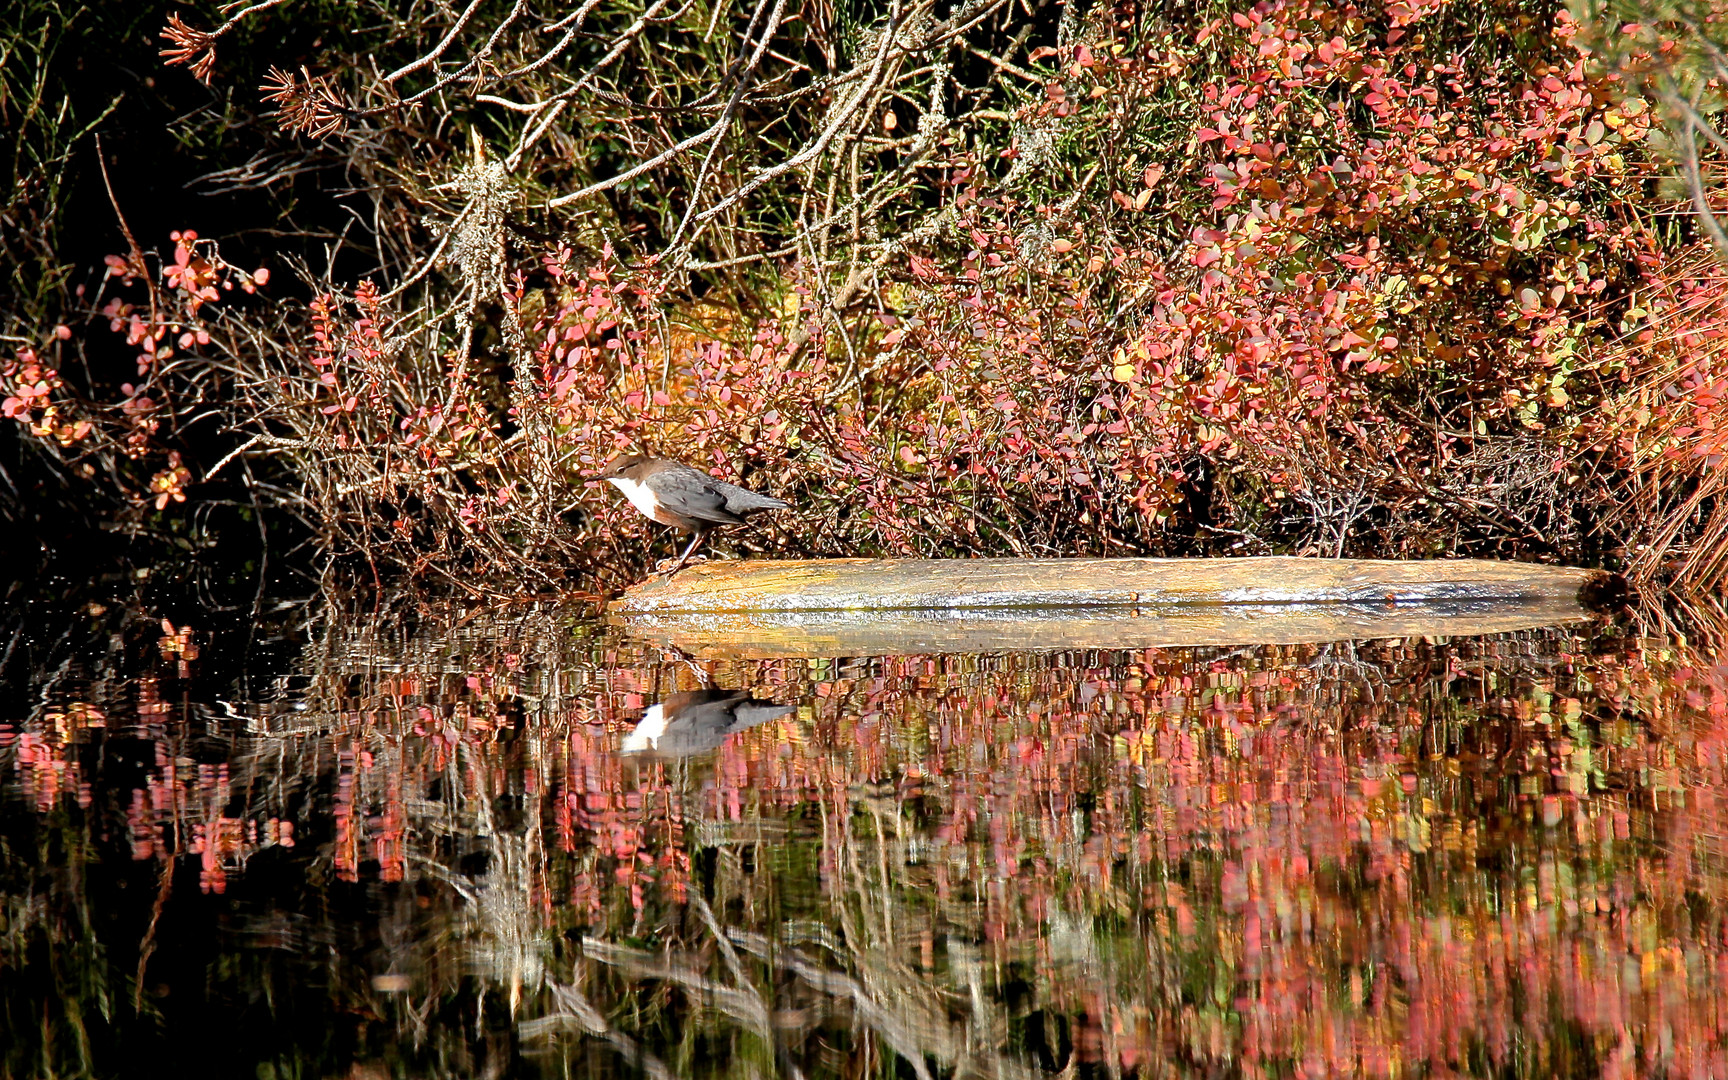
xmin=620 ymin=689 xmax=795 ymax=756
xmin=592 ymin=454 xmax=789 ymax=576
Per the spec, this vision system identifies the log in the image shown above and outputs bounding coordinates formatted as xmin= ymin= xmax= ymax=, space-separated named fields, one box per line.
xmin=618 ymin=602 xmax=1601 ymax=659
xmin=609 ymin=557 xmax=1617 ymax=659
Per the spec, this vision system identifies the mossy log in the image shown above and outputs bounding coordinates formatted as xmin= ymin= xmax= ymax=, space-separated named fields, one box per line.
xmin=610 ymin=557 xmax=1616 ymax=658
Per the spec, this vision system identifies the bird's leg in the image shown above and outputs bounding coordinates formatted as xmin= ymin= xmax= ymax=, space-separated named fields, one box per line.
xmin=659 ymin=529 xmax=708 ymax=576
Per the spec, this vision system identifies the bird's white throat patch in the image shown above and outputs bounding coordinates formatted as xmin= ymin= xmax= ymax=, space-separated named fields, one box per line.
xmin=620 ymin=704 xmax=667 ymax=753
xmin=606 ymin=476 xmax=663 ymax=520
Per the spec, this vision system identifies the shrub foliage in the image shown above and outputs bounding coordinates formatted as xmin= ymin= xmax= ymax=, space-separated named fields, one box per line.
xmin=6 ymin=0 xmax=1728 ymax=590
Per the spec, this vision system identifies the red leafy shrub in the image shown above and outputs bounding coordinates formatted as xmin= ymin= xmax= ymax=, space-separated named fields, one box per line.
xmin=4 ymin=228 xmax=267 ymax=528
xmin=1588 ymin=244 xmax=1728 ymax=591
xmin=515 ymin=0 xmax=1679 ymax=576
xmin=13 ymin=0 xmax=1716 ymax=587
xmin=1047 ymin=0 xmax=1659 ymax=555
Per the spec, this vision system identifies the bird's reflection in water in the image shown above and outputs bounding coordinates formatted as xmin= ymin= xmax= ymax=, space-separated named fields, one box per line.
xmin=620 ymin=688 xmax=794 ymax=756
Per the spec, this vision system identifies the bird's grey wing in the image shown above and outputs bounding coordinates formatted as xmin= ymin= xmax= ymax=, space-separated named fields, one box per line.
xmin=710 ymin=478 xmax=790 ymax=515
xmin=666 ymin=698 xmax=739 ymax=736
xmin=655 ymin=470 xmax=748 ymax=525
xmin=656 ymin=691 xmax=773 ymax=755
xmin=727 ymin=701 xmax=795 ymax=734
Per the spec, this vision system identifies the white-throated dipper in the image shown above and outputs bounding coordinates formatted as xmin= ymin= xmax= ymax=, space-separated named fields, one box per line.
xmin=620 ymin=689 xmax=795 ymax=756
xmin=593 ymin=454 xmax=789 ymax=575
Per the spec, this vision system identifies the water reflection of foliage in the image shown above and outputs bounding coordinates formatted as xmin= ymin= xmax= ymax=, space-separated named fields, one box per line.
xmin=6 ymin=607 xmax=1728 ymax=1076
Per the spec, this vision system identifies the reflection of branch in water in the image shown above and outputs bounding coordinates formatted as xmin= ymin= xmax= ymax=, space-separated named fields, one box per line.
xmin=651 ymin=641 xmax=714 ymax=687
xmin=580 ymin=938 xmax=772 ymax=1039
xmin=1304 ymin=640 xmax=1388 ymax=692
xmin=410 ymin=774 xmax=548 ymax=1015
xmin=726 ymin=929 xmax=941 ymax=1080
xmin=575 ymin=916 xmax=958 ymax=1080
xmin=133 ymin=857 xmax=175 ymax=1013
xmin=529 ymin=894 xmax=792 ymax=1078
xmin=687 ymin=893 xmax=776 ymax=1046
xmin=525 ymin=978 xmax=675 ymax=1080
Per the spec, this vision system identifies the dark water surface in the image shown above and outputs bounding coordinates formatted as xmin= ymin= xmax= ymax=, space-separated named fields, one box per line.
xmin=5 ymin=603 xmax=1728 ymax=1078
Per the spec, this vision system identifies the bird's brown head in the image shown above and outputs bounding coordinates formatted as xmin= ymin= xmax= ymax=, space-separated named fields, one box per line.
xmin=592 ymin=453 xmax=651 ymax=482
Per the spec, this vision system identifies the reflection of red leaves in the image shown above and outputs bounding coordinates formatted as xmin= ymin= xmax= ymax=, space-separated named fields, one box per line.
xmin=21 ymin=613 xmax=1728 ymax=1078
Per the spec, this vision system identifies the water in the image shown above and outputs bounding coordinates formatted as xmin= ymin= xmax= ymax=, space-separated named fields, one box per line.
xmin=4 ymin=602 xmax=1727 ymax=1078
